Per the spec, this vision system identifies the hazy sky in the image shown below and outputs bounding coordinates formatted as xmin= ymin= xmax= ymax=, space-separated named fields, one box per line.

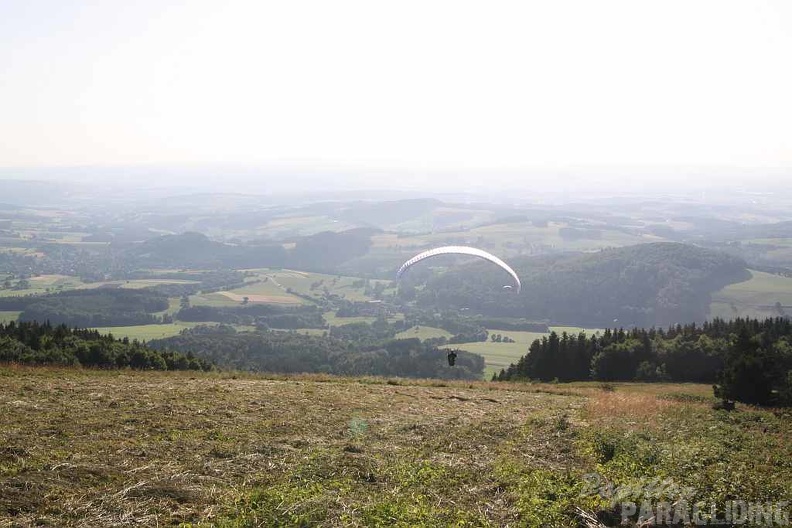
xmin=1 ymin=1 xmax=791 ymax=183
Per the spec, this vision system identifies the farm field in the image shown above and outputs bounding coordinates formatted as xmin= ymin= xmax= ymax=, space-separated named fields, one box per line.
xmin=256 ymin=215 xmax=358 ymax=238
xmin=450 ymin=327 xmax=604 ymax=379
xmin=446 ymin=337 xmax=538 ymax=380
xmin=395 ymin=325 xmax=453 ymax=341
xmin=0 ymin=275 xmax=202 ymax=297
xmin=94 ymin=279 xmax=201 ymax=290
xmin=710 ymin=269 xmax=792 ymax=320
xmin=387 ymin=221 xmax=662 ymax=255
xmin=89 ymin=322 xmax=205 ymax=341
xmin=0 ymin=311 xmax=20 ymax=324
xmin=211 ymin=269 xmax=396 ymax=305
xmin=1 ymin=367 xmax=789 ymax=527
xmin=0 ymin=274 xmax=84 ymax=296
xmin=324 ymin=313 xmax=379 ymax=326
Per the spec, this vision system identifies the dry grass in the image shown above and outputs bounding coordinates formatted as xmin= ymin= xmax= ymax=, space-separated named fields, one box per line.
xmin=0 ymin=367 xmax=584 ymax=527
xmin=585 ymin=391 xmax=673 ymax=424
xmin=2 ymin=367 xmax=788 ymax=527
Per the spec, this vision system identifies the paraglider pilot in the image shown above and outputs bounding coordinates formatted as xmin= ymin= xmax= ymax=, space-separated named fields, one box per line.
xmin=447 ymin=349 xmax=458 ymax=367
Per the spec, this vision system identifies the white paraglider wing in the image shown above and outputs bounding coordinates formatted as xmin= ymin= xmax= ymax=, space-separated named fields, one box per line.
xmin=396 ymin=246 xmax=521 ymax=294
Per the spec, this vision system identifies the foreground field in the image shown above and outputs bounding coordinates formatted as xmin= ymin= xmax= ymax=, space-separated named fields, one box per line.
xmin=1 ymin=368 xmax=790 ymax=527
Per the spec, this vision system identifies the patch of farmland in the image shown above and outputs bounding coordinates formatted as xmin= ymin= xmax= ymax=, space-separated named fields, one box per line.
xmin=710 ymin=269 xmax=792 ymax=320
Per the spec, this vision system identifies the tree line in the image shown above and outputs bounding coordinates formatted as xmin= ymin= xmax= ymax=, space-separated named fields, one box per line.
xmin=175 ymin=304 xmax=326 ymax=329
xmin=5 ymin=289 xmax=171 ymax=327
xmin=151 ymin=325 xmax=484 ymax=380
xmin=0 ymin=320 xmax=212 ymax=371
xmin=495 ymin=317 xmax=792 ymax=406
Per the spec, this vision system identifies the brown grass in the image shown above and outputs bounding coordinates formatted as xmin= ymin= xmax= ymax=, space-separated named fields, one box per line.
xmin=0 ymin=367 xmax=583 ymax=527
xmin=585 ymin=391 xmax=673 ymax=423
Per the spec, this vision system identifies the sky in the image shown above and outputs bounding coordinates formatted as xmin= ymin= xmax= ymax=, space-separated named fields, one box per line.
xmin=1 ymin=0 xmax=791 ymax=190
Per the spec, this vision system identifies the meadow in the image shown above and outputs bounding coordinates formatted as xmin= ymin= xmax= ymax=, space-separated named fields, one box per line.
xmin=0 ymin=311 xmax=20 ymax=324
xmin=90 ymin=322 xmax=205 ymax=341
xmin=1 ymin=367 xmax=789 ymax=527
xmin=449 ymin=327 xmax=603 ymax=379
xmin=710 ymin=269 xmax=792 ymax=320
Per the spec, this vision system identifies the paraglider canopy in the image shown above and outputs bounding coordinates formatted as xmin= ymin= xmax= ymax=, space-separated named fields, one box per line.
xmin=396 ymin=245 xmax=521 ymax=294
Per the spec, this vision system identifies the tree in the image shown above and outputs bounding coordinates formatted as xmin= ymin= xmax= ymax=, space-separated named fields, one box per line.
xmin=715 ymin=329 xmax=775 ymax=406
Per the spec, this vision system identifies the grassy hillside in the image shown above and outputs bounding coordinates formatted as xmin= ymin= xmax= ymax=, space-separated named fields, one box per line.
xmin=1 ymin=367 xmax=789 ymax=527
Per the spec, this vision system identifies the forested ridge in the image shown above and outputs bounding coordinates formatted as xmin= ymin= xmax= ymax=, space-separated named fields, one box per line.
xmin=496 ymin=317 xmax=792 ymax=406
xmin=416 ymin=242 xmax=749 ymax=326
xmin=176 ymin=304 xmax=326 ymax=329
xmin=0 ymin=321 xmax=212 ymax=370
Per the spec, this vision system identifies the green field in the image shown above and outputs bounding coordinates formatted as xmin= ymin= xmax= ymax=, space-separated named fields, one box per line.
xmin=90 ymin=322 xmax=261 ymax=342
xmin=324 ymin=312 xmax=403 ymax=327
xmin=90 ymin=322 xmax=204 ymax=341
xmin=395 ymin=325 xmax=453 ymax=340
xmin=0 ymin=311 xmax=20 ymax=324
xmin=0 ymin=274 xmax=85 ymax=296
xmin=448 ymin=327 xmax=604 ymax=380
xmin=91 ymin=278 xmax=200 ymax=290
xmin=710 ymin=269 xmax=792 ymax=320
xmin=0 ymin=275 xmax=201 ymax=297
xmin=188 ymin=292 xmax=245 ymax=308
xmin=2 ymin=368 xmax=788 ymax=527
xmin=255 ymin=215 xmax=358 ymax=238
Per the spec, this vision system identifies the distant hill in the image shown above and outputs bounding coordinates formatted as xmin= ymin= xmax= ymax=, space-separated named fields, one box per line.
xmin=127 ymin=229 xmax=375 ymax=272
xmin=0 ymin=179 xmax=78 ymax=206
xmin=337 ymin=199 xmax=443 ymax=228
xmin=416 ymin=242 xmax=750 ymax=327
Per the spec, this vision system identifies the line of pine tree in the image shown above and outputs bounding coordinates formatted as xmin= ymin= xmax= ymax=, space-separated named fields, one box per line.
xmin=494 ymin=317 xmax=792 ymax=406
xmin=0 ymin=320 xmax=212 ymax=371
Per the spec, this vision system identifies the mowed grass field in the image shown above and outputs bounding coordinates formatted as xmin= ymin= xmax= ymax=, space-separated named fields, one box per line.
xmin=710 ymin=269 xmax=792 ymax=320
xmin=90 ymin=322 xmax=204 ymax=342
xmin=1 ymin=367 xmax=789 ymax=527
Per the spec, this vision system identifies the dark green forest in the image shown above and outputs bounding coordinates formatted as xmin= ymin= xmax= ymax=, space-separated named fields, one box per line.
xmin=151 ymin=326 xmax=484 ymax=380
xmin=176 ymin=304 xmax=326 ymax=329
xmin=5 ymin=289 xmax=171 ymax=327
xmin=0 ymin=321 xmax=212 ymax=371
xmin=414 ymin=242 xmax=749 ymax=327
xmin=495 ymin=317 xmax=792 ymax=406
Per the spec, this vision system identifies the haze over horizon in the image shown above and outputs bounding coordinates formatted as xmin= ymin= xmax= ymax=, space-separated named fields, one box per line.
xmin=1 ymin=0 xmax=791 ymax=193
